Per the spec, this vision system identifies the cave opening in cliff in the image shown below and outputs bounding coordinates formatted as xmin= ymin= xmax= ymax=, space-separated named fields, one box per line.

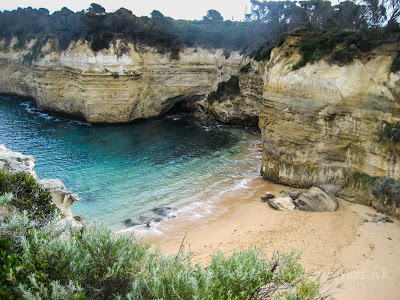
xmin=164 ymin=97 xmax=200 ymax=117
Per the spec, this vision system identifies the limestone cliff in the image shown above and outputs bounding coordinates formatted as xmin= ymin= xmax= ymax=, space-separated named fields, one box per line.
xmin=0 ymin=38 xmax=248 ymax=123
xmin=260 ymin=36 xmax=400 ymax=216
xmin=199 ymin=60 xmax=265 ymax=126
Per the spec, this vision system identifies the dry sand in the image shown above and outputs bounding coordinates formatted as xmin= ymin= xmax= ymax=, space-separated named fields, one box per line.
xmin=136 ymin=177 xmax=400 ymax=299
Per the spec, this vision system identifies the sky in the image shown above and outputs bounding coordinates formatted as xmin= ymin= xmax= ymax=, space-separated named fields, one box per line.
xmin=0 ymin=0 xmax=253 ymax=21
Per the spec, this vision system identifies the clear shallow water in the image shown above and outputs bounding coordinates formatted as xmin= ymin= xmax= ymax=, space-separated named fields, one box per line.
xmin=0 ymin=95 xmax=261 ymax=230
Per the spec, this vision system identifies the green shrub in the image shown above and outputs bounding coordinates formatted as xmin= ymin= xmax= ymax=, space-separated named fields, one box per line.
xmin=0 ymin=213 xmax=333 ymax=299
xmin=382 ymin=123 xmax=400 ymax=143
xmin=252 ymin=46 xmax=274 ymax=62
xmin=208 ymin=75 xmax=240 ymax=104
xmin=331 ymin=48 xmax=357 ymax=65
xmin=292 ymin=29 xmax=378 ymax=70
xmin=111 ymin=72 xmax=119 ymax=79
xmin=240 ymin=62 xmax=252 ymax=73
xmin=0 ymin=171 xmax=58 ymax=222
xmin=391 ymin=52 xmax=400 ymax=73
xmin=372 ymin=177 xmax=400 ymax=207
xmin=0 ymin=192 xmax=13 ymax=205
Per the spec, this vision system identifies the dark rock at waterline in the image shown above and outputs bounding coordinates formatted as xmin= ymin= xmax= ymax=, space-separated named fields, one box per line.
xmin=294 ymin=186 xmax=339 ymax=212
xmin=139 ymin=215 xmax=151 ymax=223
xmin=124 ymin=218 xmax=138 ymax=227
xmin=152 ymin=207 xmax=173 ymax=216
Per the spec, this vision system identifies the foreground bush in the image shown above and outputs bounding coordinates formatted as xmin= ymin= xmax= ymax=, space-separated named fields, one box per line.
xmin=0 ymin=212 xmax=339 ymax=299
xmin=0 ymin=172 xmax=339 ymax=299
xmin=0 ymin=171 xmax=58 ymax=224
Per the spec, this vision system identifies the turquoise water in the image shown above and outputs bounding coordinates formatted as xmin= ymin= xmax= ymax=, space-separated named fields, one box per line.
xmin=0 ymin=95 xmax=261 ymax=230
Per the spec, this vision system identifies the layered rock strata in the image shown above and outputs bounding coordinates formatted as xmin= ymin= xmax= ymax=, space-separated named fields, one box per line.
xmin=0 ymin=39 xmax=252 ymax=123
xmin=260 ymin=36 xmax=400 ymax=216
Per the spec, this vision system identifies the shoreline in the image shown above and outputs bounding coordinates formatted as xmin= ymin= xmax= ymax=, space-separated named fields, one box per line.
xmin=132 ymin=176 xmax=400 ymax=300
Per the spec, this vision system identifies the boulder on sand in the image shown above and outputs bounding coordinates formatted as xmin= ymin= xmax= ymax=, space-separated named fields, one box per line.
xmin=294 ymin=186 xmax=339 ymax=212
xmin=261 ymin=192 xmax=275 ymax=201
xmin=268 ymin=197 xmax=295 ymax=211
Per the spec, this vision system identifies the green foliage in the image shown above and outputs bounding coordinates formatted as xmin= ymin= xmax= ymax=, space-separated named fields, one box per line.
xmin=240 ymin=62 xmax=252 ymax=73
xmin=0 ymin=192 xmax=13 ymax=205
xmin=391 ymin=51 xmax=400 ymax=73
xmin=252 ymin=46 xmax=274 ymax=62
xmin=208 ymin=76 xmax=240 ymax=104
xmin=331 ymin=48 xmax=357 ymax=65
xmin=372 ymin=177 xmax=400 ymax=207
xmin=0 ymin=212 xmax=328 ymax=299
xmin=111 ymin=72 xmax=119 ymax=79
xmin=0 ymin=171 xmax=58 ymax=222
xmin=382 ymin=123 xmax=400 ymax=143
xmin=23 ymin=37 xmax=48 ymax=65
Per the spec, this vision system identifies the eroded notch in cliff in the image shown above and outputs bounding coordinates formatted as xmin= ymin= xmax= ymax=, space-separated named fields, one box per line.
xmin=162 ymin=95 xmax=204 ymax=116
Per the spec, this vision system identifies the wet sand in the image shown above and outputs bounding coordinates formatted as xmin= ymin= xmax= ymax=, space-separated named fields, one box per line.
xmin=134 ymin=177 xmax=400 ymax=299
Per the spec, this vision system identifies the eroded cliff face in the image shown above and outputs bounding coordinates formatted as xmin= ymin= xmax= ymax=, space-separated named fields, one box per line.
xmin=0 ymin=38 xmax=249 ymax=123
xmin=260 ymin=36 xmax=400 ymax=215
xmin=201 ymin=60 xmax=265 ymax=126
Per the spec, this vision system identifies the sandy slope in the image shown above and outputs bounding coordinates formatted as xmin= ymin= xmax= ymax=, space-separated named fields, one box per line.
xmin=138 ymin=177 xmax=400 ymax=299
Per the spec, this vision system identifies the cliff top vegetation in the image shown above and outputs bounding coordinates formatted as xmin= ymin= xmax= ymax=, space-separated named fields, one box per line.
xmin=0 ymin=0 xmax=399 ymax=65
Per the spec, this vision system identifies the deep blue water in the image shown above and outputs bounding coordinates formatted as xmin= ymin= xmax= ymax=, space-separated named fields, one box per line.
xmin=0 ymin=95 xmax=260 ymax=230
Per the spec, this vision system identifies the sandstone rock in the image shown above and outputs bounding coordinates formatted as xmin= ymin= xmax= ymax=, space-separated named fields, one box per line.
xmin=294 ymin=186 xmax=339 ymax=212
xmin=261 ymin=192 xmax=275 ymax=201
xmin=259 ymin=37 xmax=400 ymax=217
xmin=316 ymin=184 xmax=342 ymax=197
xmin=288 ymin=190 xmax=301 ymax=200
xmin=338 ymin=188 xmax=357 ymax=203
xmin=0 ymin=144 xmax=37 ymax=179
xmin=73 ymin=215 xmax=84 ymax=221
xmin=268 ymin=197 xmax=295 ymax=211
xmin=0 ymin=41 xmax=249 ymax=123
xmin=39 ymin=179 xmax=80 ymax=217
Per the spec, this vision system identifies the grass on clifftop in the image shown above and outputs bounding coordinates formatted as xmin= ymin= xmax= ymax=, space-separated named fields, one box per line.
xmin=0 ymin=171 xmax=342 ymax=299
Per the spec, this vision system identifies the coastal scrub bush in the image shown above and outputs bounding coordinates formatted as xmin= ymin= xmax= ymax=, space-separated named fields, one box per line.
xmin=240 ymin=62 xmax=252 ymax=73
xmin=0 ymin=212 xmax=335 ymax=299
xmin=372 ymin=177 xmax=400 ymax=207
xmin=391 ymin=51 xmax=400 ymax=73
xmin=208 ymin=76 xmax=240 ymax=104
xmin=382 ymin=123 xmax=400 ymax=143
xmin=0 ymin=171 xmax=339 ymax=299
xmin=0 ymin=171 xmax=58 ymax=223
xmin=0 ymin=192 xmax=13 ymax=205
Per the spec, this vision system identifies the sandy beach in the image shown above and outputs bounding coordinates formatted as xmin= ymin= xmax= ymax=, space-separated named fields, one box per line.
xmin=138 ymin=177 xmax=400 ymax=299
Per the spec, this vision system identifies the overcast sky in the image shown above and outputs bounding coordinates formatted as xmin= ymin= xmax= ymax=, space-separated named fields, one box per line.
xmin=0 ymin=0 xmax=253 ymax=21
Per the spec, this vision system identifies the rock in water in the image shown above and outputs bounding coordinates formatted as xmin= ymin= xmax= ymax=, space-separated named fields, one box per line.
xmin=261 ymin=192 xmax=275 ymax=201
xmin=294 ymin=186 xmax=339 ymax=212
xmin=268 ymin=197 xmax=295 ymax=211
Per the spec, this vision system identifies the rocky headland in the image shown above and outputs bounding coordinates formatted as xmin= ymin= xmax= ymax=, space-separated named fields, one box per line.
xmin=0 ymin=35 xmax=399 ymax=217
xmin=0 ymin=144 xmax=79 ymax=217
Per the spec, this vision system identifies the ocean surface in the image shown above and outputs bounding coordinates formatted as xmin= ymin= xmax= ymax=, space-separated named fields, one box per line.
xmin=0 ymin=94 xmax=261 ymax=231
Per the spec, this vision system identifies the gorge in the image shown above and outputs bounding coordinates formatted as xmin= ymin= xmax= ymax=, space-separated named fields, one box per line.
xmin=0 ymin=34 xmax=399 ymax=217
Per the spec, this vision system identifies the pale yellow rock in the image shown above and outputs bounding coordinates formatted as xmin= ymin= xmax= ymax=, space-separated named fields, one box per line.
xmin=0 ymin=39 xmax=246 ymax=123
xmin=260 ymin=36 xmax=400 ymax=199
